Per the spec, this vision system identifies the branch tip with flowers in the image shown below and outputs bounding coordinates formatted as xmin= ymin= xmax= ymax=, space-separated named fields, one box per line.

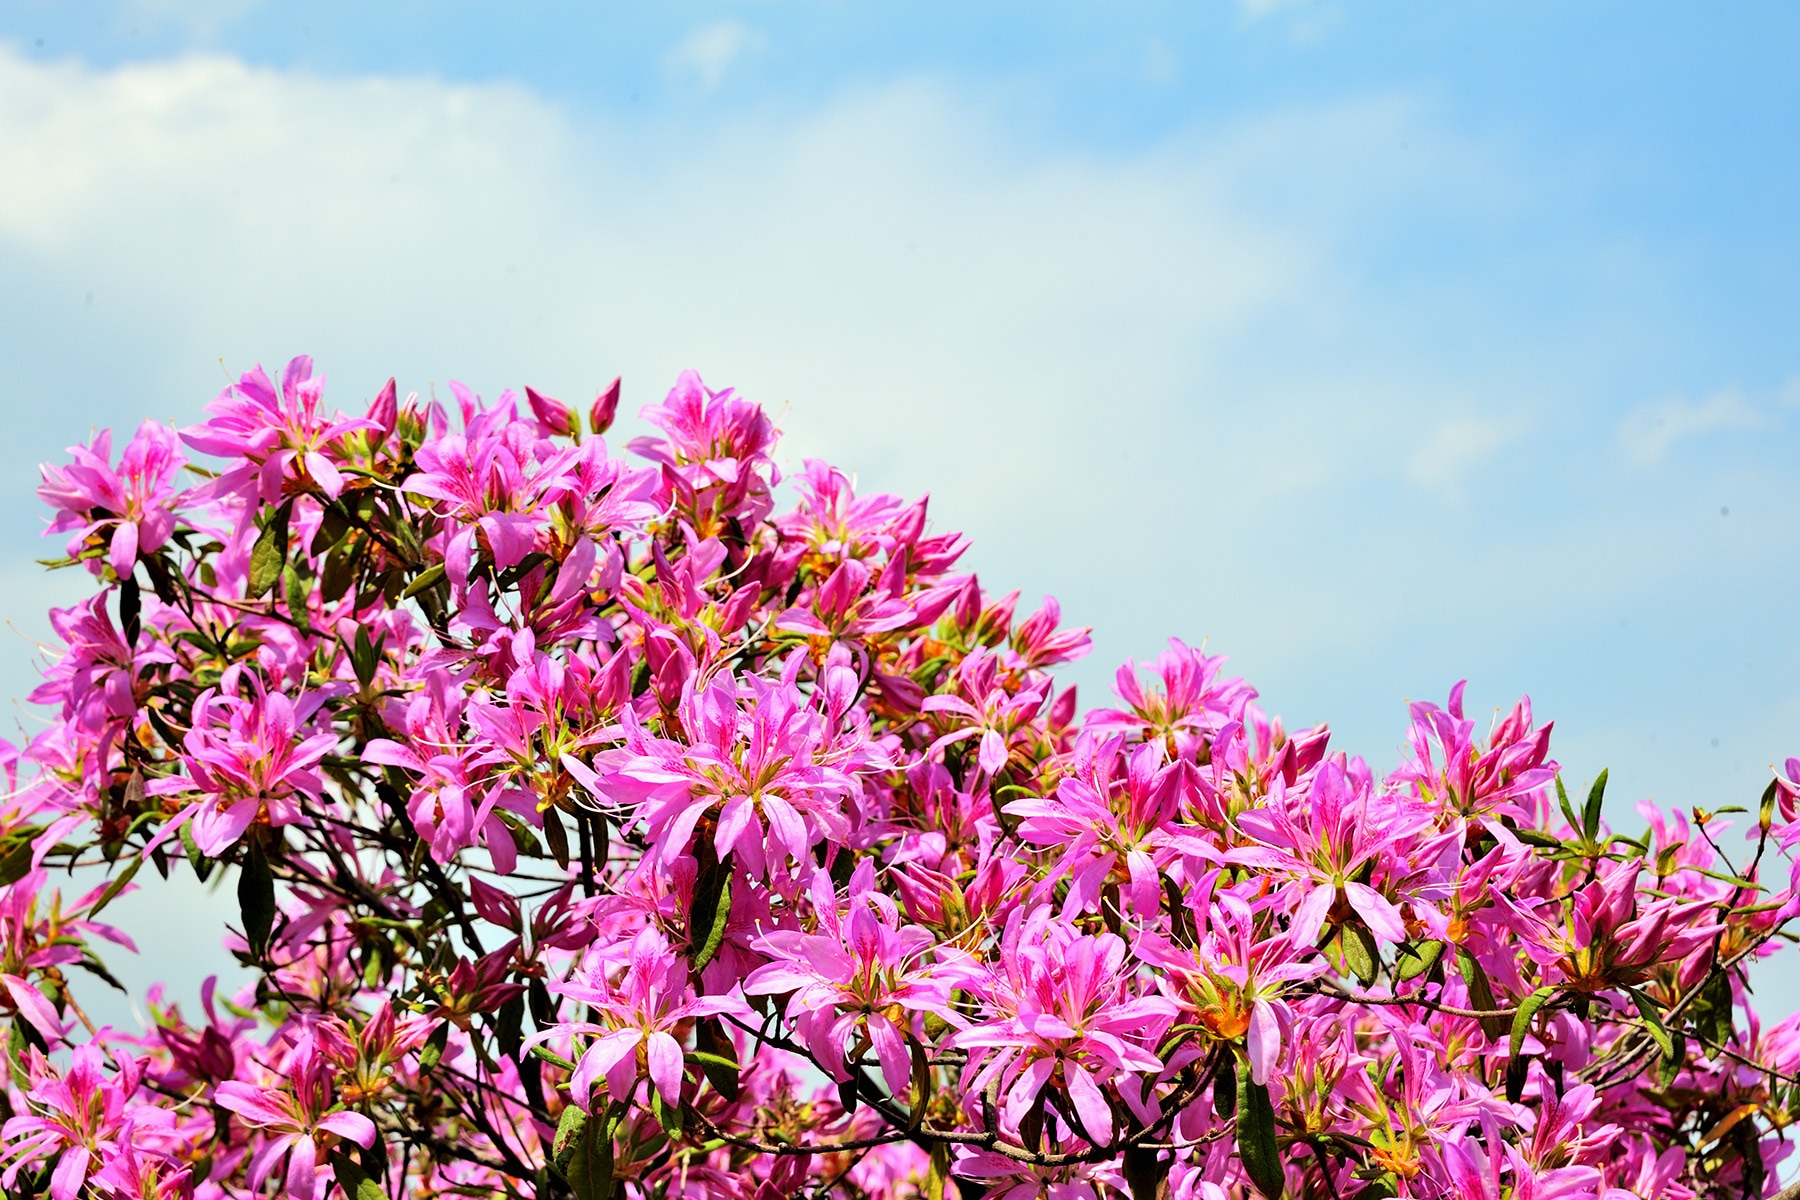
xmin=2 ymin=358 xmax=1798 ymax=1200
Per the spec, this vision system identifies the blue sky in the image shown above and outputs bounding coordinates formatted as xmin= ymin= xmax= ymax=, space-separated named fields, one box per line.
xmin=2 ymin=2 xmax=1798 ymax=1022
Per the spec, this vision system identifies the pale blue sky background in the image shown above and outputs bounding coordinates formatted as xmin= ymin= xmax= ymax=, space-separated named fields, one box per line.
xmin=2 ymin=2 xmax=1797 ymax=1024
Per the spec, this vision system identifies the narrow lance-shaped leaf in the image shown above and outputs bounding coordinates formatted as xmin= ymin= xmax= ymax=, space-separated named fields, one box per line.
xmin=1507 ymin=986 xmax=1557 ymax=1103
xmin=238 ymin=837 xmax=276 ymax=959
xmin=1583 ymin=769 xmax=1609 ymax=842
xmin=1236 ymin=1069 xmax=1284 ymax=1199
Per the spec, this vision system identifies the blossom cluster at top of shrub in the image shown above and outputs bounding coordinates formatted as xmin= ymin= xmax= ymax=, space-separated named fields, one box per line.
xmin=3 ymin=356 xmax=1800 ymax=1200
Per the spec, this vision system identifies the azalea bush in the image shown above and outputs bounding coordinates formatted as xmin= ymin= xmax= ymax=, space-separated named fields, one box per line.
xmin=4 ymin=358 xmax=1800 ymax=1200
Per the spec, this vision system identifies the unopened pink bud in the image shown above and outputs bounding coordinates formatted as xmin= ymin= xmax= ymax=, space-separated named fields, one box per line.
xmin=590 ymin=375 xmax=621 ymax=435
xmin=366 ymin=377 xmax=398 ymax=439
xmin=525 ymin=386 xmax=577 ymax=438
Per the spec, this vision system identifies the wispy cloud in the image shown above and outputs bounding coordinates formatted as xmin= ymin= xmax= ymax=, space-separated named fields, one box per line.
xmin=1617 ymin=390 xmax=1761 ymax=465
xmin=662 ymin=20 xmax=765 ymax=91
xmin=1406 ymin=413 xmax=1526 ymax=497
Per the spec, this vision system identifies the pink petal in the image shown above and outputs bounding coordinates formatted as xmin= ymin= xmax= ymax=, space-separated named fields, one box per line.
xmin=285 ymin=1131 xmax=317 ymax=1200
xmin=49 ymin=1146 xmax=89 ymax=1200
xmin=574 ymin=1029 xmax=641 ymax=1109
xmin=1289 ymin=883 xmax=1335 ymax=949
xmin=317 ymin=1111 xmax=377 ymax=1148
xmin=109 ymin=520 xmax=139 ymax=578
xmin=978 ymin=728 xmax=1008 ymax=776
xmin=868 ymin=1016 xmax=913 ymax=1098
xmin=646 ymin=1031 xmax=684 ymax=1106
xmin=3 ymin=975 xmax=63 ymax=1040
xmin=1345 ymin=881 xmax=1407 ymax=943
xmin=1064 ymin=1061 xmax=1114 ymax=1145
xmin=1247 ymin=999 xmax=1281 ymax=1086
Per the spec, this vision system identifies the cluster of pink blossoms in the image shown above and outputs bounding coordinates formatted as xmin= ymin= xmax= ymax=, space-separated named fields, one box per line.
xmin=4 ymin=358 xmax=1800 ymax=1200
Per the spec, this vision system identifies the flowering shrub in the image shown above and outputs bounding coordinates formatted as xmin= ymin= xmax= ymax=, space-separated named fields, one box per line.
xmin=4 ymin=357 xmax=1800 ymax=1200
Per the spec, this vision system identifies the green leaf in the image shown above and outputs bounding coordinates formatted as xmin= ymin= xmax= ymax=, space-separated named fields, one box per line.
xmin=1235 ymin=1072 xmax=1284 ymax=1199
xmin=0 ymin=835 xmax=35 ymax=888
xmin=180 ymin=822 xmax=214 ymax=884
xmin=86 ymin=854 xmax=142 ymax=919
xmin=649 ymin=1087 xmax=684 ymax=1138
xmin=400 ymin=561 xmax=447 ymax=600
xmin=1583 ymin=769 xmax=1608 ymax=842
xmin=1454 ymin=948 xmax=1509 ymax=1041
xmin=530 ymin=1044 xmax=577 ymax=1072
xmin=925 ymin=1142 xmax=951 ymax=1200
xmin=541 ymin=805 xmax=571 ymax=870
xmin=1123 ymin=1145 xmax=1170 ymax=1200
xmin=552 ymin=1105 xmax=587 ymax=1175
xmin=1342 ymin=925 xmax=1379 ymax=986
xmin=688 ymin=852 xmax=734 ymax=972
xmin=1625 ymin=987 xmax=1674 ymax=1058
xmin=237 ymin=838 xmax=276 ymax=959
xmin=311 ymin=504 xmax=352 ymax=556
xmin=1506 ymin=986 xmax=1557 ymax=1103
xmin=1213 ymin=1054 xmax=1237 ymax=1119
xmin=1555 ymin=774 xmax=1580 ymax=834
xmin=329 ymin=1150 xmax=386 ymax=1200
xmin=1508 ymin=986 xmax=1556 ymax=1059
xmin=248 ymin=505 xmax=290 ymax=598
xmin=1656 ymin=1031 xmax=1687 ymax=1089
xmin=1693 ymin=971 xmax=1733 ymax=1048
xmin=418 ymin=1021 xmax=449 ymax=1072
xmin=692 ymin=1016 xmax=740 ymax=1102
xmin=1512 ymin=829 xmax=1564 ymax=850
xmin=1395 ymin=939 xmax=1444 ymax=982
xmin=283 ymin=563 xmax=312 ymax=633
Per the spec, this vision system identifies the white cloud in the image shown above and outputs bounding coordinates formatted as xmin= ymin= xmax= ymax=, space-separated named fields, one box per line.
xmin=115 ymin=0 xmax=260 ymax=40
xmin=1406 ymin=412 xmax=1525 ymax=497
xmin=662 ymin=20 xmax=765 ymax=90
xmin=1617 ymin=390 xmax=1762 ymax=465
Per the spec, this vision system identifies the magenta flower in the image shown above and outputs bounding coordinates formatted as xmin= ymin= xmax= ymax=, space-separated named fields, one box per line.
xmin=39 ymin=419 xmax=185 ymax=578
xmin=593 ymin=669 xmax=874 ymax=879
xmin=774 ymin=556 xmax=917 ymax=643
xmin=1496 ymin=858 xmax=1722 ymax=992
xmin=1005 ymin=735 xmax=1198 ymax=917
xmin=921 ymin=647 xmax=1048 ymax=779
xmin=0 ymin=869 xmax=134 ymax=1043
xmin=743 ymin=864 xmax=972 ymax=1095
xmin=181 ymin=356 xmax=376 ymax=504
xmin=215 ymin=1036 xmax=378 ymax=1200
xmin=1229 ymin=757 xmax=1432 ymax=947
xmin=1086 ymin=637 xmax=1256 ymax=759
xmin=1004 ymin=596 xmax=1092 ymax=672
xmin=1136 ymin=888 xmax=1325 ymax=1084
xmin=147 ymin=674 xmax=338 ymax=856
xmin=956 ymin=906 xmax=1177 ymax=1147
xmin=1 ymin=1046 xmax=174 ymax=1200
xmin=1390 ymin=681 xmax=1557 ymax=823
xmin=526 ymin=926 xmax=749 ymax=1112
xmin=773 ymin=458 xmax=908 ymax=564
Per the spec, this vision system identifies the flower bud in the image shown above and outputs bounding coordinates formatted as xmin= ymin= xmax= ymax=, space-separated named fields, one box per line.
xmin=590 ymin=375 xmax=622 ymax=435
xmin=366 ymin=377 xmax=398 ymax=441
xmin=525 ymin=386 xmax=577 ymax=438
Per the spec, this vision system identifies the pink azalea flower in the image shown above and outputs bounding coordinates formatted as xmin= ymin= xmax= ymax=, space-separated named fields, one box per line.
xmin=1229 ymin=756 xmax=1432 ymax=947
xmin=743 ymin=864 xmax=973 ymax=1095
xmin=0 ymin=1046 xmax=175 ymax=1200
xmin=1005 ymin=734 xmax=1199 ymax=917
xmin=526 ymin=926 xmax=749 ymax=1112
xmin=955 ymin=906 xmax=1177 ymax=1147
xmin=181 ymin=356 xmax=377 ymax=505
xmin=215 ymin=1035 xmax=377 ymax=1200
xmin=39 ymin=419 xmax=185 ymax=578
xmin=1086 ymin=637 xmax=1256 ymax=759
xmin=146 ymin=674 xmax=338 ymax=856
